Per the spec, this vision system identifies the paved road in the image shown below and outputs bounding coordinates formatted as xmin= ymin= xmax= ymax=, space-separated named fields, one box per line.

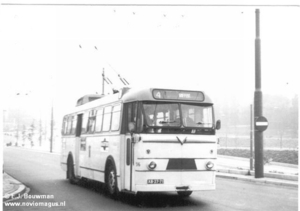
xmin=3 ymin=147 xmax=298 ymax=211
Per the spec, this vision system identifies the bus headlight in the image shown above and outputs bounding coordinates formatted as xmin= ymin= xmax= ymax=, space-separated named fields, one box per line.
xmin=206 ymin=161 xmax=214 ymax=170
xmin=148 ymin=161 xmax=157 ymax=170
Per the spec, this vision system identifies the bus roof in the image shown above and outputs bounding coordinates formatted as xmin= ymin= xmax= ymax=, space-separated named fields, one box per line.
xmin=65 ymin=87 xmax=213 ymax=116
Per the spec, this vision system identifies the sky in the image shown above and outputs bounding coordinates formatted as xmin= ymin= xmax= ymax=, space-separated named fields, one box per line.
xmin=0 ymin=2 xmax=299 ymax=122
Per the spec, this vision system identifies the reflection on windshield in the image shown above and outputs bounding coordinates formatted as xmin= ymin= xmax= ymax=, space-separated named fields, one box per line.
xmin=142 ymin=102 xmax=213 ymax=128
xmin=143 ymin=103 xmax=180 ymax=127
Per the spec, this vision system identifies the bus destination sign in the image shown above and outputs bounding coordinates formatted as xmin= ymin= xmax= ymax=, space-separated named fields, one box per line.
xmin=153 ymin=89 xmax=204 ymax=101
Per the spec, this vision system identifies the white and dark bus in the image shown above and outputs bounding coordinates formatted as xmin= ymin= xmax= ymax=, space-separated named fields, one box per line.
xmin=61 ymin=87 xmax=221 ymax=197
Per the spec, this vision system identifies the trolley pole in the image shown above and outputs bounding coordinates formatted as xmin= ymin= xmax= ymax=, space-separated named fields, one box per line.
xmin=102 ymin=68 xmax=105 ymax=96
xmin=254 ymin=9 xmax=264 ymax=178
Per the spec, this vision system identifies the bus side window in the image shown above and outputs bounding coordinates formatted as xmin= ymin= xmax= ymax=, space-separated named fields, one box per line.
xmin=95 ymin=108 xmax=104 ymax=132
xmin=63 ymin=117 xmax=68 ymax=135
xmin=87 ymin=110 xmax=96 ymax=133
xmin=67 ymin=116 xmax=73 ymax=135
xmin=71 ymin=116 xmax=77 ymax=135
xmin=102 ymin=106 xmax=112 ymax=132
xmin=111 ymin=105 xmax=121 ymax=131
xmin=126 ymin=102 xmax=137 ymax=133
xmin=81 ymin=113 xmax=88 ymax=134
xmin=137 ymin=102 xmax=144 ymax=133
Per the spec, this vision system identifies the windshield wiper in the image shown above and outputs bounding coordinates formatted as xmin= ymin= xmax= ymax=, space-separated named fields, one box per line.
xmin=159 ymin=120 xmax=176 ymax=124
xmin=196 ymin=122 xmax=203 ymax=125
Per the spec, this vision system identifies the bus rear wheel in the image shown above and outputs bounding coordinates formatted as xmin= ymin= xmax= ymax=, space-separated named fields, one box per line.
xmin=177 ymin=191 xmax=192 ymax=197
xmin=67 ymin=158 xmax=79 ymax=184
xmin=105 ymin=164 xmax=119 ymax=198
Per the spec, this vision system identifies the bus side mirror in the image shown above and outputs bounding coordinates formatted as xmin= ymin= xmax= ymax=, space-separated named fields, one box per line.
xmin=216 ymin=120 xmax=221 ymax=130
xmin=128 ymin=122 xmax=136 ymax=136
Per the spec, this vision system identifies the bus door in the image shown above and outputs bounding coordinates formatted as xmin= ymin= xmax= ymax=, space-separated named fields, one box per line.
xmin=124 ymin=102 xmax=138 ymax=192
xmin=124 ymin=134 xmax=134 ymax=191
xmin=74 ymin=113 xmax=84 ymax=176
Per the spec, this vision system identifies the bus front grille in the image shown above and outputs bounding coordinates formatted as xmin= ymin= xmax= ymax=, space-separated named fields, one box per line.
xmin=166 ymin=159 xmax=197 ymax=170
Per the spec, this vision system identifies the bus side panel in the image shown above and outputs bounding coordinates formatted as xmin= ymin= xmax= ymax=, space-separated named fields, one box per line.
xmin=119 ymin=134 xmax=126 ymax=191
xmin=60 ymin=138 xmax=67 ymax=171
xmin=75 ymin=133 xmax=121 ymax=183
xmin=107 ymin=134 xmax=122 ymax=184
xmin=90 ymin=136 xmax=105 ymax=182
xmin=60 ymin=136 xmax=76 ymax=171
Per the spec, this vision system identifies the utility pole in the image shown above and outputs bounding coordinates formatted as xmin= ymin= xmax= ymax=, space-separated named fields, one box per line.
xmin=250 ymin=104 xmax=253 ymax=171
xmin=254 ymin=9 xmax=264 ymax=178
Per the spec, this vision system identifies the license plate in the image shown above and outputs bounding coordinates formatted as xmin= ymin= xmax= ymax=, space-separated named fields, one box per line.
xmin=147 ymin=179 xmax=164 ymax=184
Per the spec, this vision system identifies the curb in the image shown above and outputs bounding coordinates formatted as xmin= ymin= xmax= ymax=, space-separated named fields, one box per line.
xmin=264 ymin=172 xmax=298 ymax=181
xmin=217 ymin=168 xmax=298 ymax=181
xmin=3 ymin=173 xmax=29 ymax=202
xmin=3 ymin=185 xmax=28 ymax=202
xmin=216 ymin=172 xmax=298 ymax=188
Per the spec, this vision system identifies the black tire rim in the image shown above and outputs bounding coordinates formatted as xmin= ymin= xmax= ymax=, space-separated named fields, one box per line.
xmin=108 ymin=167 xmax=116 ymax=194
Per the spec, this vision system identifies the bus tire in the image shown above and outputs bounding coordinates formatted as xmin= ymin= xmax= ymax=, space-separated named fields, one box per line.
xmin=177 ymin=191 xmax=192 ymax=197
xmin=67 ymin=156 xmax=79 ymax=185
xmin=105 ymin=163 xmax=119 ymax=198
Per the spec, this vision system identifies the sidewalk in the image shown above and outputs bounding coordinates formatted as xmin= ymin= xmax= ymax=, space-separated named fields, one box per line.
xmin=3 ymin=154 xmax=298 ymax=202
xmin=217 ymin=155 xmax=298 ymax=188
xmin=3 ymin=172 xmax=28 ymax=202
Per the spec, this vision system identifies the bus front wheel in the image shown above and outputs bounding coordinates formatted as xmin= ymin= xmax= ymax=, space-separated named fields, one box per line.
xmin=105 ymin=164 xmax=119 ymax=198
xmin=177 ymin=191 xmax=192 ymax=197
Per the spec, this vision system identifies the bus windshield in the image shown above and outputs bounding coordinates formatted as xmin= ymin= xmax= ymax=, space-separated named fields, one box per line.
xmin=142 ymin=102 xmax=213 ymax=128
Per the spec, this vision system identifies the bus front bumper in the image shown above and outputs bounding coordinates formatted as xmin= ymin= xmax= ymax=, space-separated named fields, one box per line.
xmin=134 ymin=171 xmax=216 ymax=192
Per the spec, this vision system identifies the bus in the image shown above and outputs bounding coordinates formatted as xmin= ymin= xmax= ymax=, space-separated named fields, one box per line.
xmin=60 ymin=87 xmax=221 ymax=197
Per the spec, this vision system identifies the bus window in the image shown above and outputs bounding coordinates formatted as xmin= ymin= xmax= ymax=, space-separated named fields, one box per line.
xmin=70 ymin=116 xmax=77 ymax=135
xmin=102 ymin=106 xmax=112 ymax=132
xmin=95 ymin=108 xmax=104 ymax=132
xmin=111 ymin=105 xmax=121 ymax=131
xmin=66 ymin=116 xmax=73 ymax=134
xmin=81 ymin=113 xmax=88 ymax=134
xmin=87 ymin=110 xmax=97 ymax=133
xmin=136 ymin=103 xmax=144 ymax=133
xmin=181 ymin=104 xmax=213 ymax=127
xmin=126 ymin=102 xmax=137 ymax=133
xmin=143 ymin=103 xmax=180 ymax=127
xmin=63 ymin=117 xmax=68 ymax=135
xmin=202 ymin=106 xmax=213 ymax=126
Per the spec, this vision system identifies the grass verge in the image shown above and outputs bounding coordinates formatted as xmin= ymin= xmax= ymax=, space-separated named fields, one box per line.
xmin=218 ymin=148 xmax=298 ymax=165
